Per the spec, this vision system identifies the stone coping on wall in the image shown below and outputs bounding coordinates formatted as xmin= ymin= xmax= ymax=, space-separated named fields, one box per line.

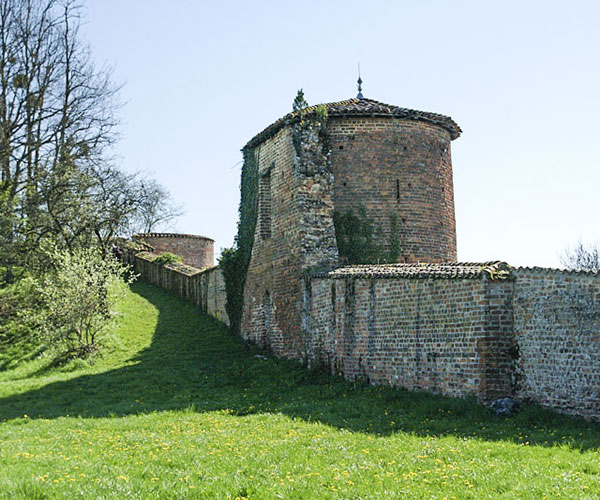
xmin=245 ymin=97 xmax=462 ymax=149
xmin=515 ymin=266 xmax=600 ymax=276
xmin=135 ymin=251 xmax=219 ymax=277
xmin=133 ymin=232 xmax=214 ymax=242
xmin=309 ymin=261 xmax=513 ymax=280
xmin=120 ymin=238 xmax=153 ymax=253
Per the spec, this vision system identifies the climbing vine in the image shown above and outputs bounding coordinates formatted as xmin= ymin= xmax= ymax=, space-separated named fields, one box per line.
xmin=333 ymin=206 xmax=401 ymax=264
xmin=219 ymin=146 xmax=259 ymax=335
xmin=220 ymin=90 xmax=331 ymax=333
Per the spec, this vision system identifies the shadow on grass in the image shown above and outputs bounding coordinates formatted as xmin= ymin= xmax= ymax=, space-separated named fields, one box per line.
xmin=1 ymin=280 xmax=598 ymax=450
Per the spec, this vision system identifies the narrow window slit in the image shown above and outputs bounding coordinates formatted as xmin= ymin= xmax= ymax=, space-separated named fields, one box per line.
xmin=259 ymin=166 xmax=273 ymax=239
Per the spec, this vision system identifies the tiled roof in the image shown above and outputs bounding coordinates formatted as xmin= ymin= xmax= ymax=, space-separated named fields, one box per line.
xmin=133 ymin=232 xmax=214 ymax=242
xmin=244 ymin=97 xmax=461 ymax=149
xmin=310 ymin=261 xmax=513 ymax=280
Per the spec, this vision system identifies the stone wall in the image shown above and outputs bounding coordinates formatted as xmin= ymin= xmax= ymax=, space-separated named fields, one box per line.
xmin=513 ymin=268 xmax=600 ymax=420
xmin=240 ymin=110 xmax=460 ymax=361
xmin=241 ymin=128 xmax=303 ymax=357
xmin=133 ymin=233 xmax=214 ymax=270
xmin=124 ymin=239 xmax=600 ymax=420
xmin=301 ymin=265 xmax=600 ymax=420
xmin=123 ymin=248 xmax=228 ymax=326
xmin=305 ymin=268 xmax=514 ymax=402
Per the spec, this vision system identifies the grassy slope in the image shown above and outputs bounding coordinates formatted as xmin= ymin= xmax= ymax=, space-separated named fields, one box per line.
xmin=0 ymin=281 xmax=598 ymax=499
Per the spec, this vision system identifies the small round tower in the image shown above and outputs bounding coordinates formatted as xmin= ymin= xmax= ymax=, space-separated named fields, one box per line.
xmin=133 ymin=233 xmax=214 ymax=269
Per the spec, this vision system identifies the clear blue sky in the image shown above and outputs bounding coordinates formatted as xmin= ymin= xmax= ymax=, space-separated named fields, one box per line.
xmin=81 ymin=0 xmax=600 ymax=268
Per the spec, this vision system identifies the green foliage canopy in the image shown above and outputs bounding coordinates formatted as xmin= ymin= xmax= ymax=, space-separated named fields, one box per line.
xmin=152 ymin=252 xmax=183 ymax=266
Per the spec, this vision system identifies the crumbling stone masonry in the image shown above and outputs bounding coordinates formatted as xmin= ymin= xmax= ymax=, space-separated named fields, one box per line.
xmin=305 ymin=263 xmax=600 ymax=420
xmin=512 ymin=268 xmax=600 ymax=419
xmin=234 ymin=96 xmax=599 ymax=420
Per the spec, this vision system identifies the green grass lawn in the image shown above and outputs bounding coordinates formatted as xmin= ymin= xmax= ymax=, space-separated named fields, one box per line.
xmin=0 ymin=281 xmax=598 ymax=499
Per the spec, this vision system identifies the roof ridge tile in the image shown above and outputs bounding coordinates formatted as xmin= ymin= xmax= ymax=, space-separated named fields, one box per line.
xmin=244 ymin=97 xmax=461 ymax=150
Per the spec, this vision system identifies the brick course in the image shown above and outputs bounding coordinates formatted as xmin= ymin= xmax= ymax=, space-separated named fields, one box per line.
xmin=328 ymin=117 xmax=456 ymax=262
xmin=133 ymin=233 xmax=214 ymax=270
xmin=306 ymin=273 xmax=513 ymax=401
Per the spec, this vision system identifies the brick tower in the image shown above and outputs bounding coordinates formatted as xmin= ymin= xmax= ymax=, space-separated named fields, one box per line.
xmin=240 ymin=93 xmax=461 ymax=358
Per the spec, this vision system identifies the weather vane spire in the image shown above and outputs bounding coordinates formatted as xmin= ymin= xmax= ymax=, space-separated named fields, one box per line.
xmin=357 ymin=63 xmax=364 ymax=99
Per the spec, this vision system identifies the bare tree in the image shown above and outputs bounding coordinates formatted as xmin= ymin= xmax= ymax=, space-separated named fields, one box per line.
xmin=85 ymin=168 xmax=183 ymax=256
xmin=560 ymin=240 xmax=600 ymax=273
xmin=0 ymin=0 xmax=121 ymax=275
xmin=0 ymin=1 xmax=182 ymax=281
xmin=131 ymin=177 xmax=183 ymax=233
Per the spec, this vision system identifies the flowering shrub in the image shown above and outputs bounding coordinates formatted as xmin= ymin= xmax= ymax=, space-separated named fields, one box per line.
xmin=36 ymin=247 xmax=135 ymax=357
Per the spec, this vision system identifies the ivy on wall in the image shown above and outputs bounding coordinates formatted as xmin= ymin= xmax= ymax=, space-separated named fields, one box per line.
xmin=222 ymin=90 xmax=333 ymax=334
xmin=333 ymin=206 xmax=401 ymax=264
xmin=219 ymin=146 xmax=259 ymax=335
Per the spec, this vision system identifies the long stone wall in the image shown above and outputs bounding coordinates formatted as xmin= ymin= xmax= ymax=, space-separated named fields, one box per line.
xmin=513 ymin=268 xmax=600 ymax=420
xmin=123 ymin=248 xmax=228 ymax=326
xmin=303 ymin=266 xmax=600 ymax=420
xmin=306 ymin=271 xmax=514 ymax=402
xmin=123 ymin=243 xmax=599 ymax=420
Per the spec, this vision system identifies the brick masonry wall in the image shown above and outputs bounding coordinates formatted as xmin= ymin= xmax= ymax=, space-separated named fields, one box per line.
xmin=241 ymin=114 xmax=457 ymax=360
xmin=513 ymin=268 xmax=600 ymax=420
xmin=328 ymin=117 xmax=456 ymax=263
xmin=305 ymin=275 xmax=514 ymax=401
xmin=241 ymin=128 xmax=302 ymax=357
xmin=134 ymin=233 xmax=215 ymax=270
xmin=123 ymin=248 xmax=228 ymax=326
xmin=241 ymin=123 xmax=338 ymax=360
xmin=124 ymin=236 xmax=600 ymax=420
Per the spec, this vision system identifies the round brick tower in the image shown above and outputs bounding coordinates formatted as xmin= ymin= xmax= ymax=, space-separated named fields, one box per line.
xmin=244 ymin=97 xmax=461 ymax=265
xmin=325 ymin=98 xmax=460 ymax=262
xmin=133 ymin=233 xmax=214 ymax=269
xmin=239 ymin=94 xmax=461 ymax=357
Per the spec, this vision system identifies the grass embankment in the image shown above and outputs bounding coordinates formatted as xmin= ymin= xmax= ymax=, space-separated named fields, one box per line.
xmin=0 ymin=281 xmax=598 ymax=499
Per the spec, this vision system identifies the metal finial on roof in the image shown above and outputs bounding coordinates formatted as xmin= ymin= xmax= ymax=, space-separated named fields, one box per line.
xmin=357 ymin=63 xmax=364 ymax=99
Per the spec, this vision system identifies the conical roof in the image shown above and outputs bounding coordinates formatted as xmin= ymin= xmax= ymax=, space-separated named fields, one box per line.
xmin=244 ymin=97 xmax=461 ymax=149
